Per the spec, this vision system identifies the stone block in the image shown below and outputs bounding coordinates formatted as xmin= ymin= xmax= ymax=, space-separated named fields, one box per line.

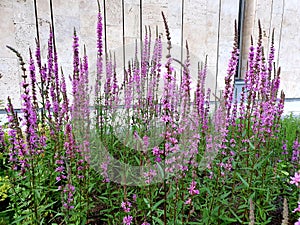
xmin=0 ymin=58 xmax=22 ymax=109
xmin=124 ymin=3 xmax=140 ymax=38
xmin=0 ymin=7 xmax=16 ymax=58
xmin=0 ymin=0 xmax=13 ymax=8
xmin=106 ymin=0 xmax=122 ymax=26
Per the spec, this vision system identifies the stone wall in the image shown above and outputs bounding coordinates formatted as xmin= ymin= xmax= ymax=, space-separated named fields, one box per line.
xmin=0 ymin=0 xmax=299 ymax=109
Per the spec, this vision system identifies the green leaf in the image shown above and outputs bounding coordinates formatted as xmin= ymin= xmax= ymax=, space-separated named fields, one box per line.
xmin=236 ymin=172 xmax=249 ymax=188
xmin=280 ymin=170 xmax=289 ymax=176
xmin=38 ymin=201 xmax=57 ymax=212
xmin=152 ymin=199 xmax=164 ymax=211
xmin=229 ymin=208 xmax=243 ymax=223
xmin=143 ymin=197 xmax=150 ymax=208
xmin=249 ymin=142 xmax=255 ymax=150
xmin=221 ymin=216 xmax=238 ymax=222
xmin=152 ymin=216 xmax=164 ymax=225
xmin=220 ymin=191 xmax=231 ymax=200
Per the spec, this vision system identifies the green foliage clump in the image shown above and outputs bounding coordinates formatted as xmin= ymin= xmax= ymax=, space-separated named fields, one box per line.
xmin=0 ymin=176 xmax=11 ymax=202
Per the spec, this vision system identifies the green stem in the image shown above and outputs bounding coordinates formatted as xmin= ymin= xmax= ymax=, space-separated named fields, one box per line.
xmin=31 ymin=158 xmax=38 ymax=224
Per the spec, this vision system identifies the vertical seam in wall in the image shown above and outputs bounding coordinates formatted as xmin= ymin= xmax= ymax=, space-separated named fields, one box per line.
xmin=122 ymin=0 xmax=125 ymax=74
xmin=277 ymin=0 xmax=285 ymax=67
xmin=253 ymin=0 xmax=257 ymax=35
xmin=215 ymin=0 xmax=222 ymax=99
xmin=267 ymin=0 xmax=274 ymax=56
xmin=33 ymin=0 xmax=40 ymax=46
xmin=205 ymin=0 xmax=208 ymax=56
xmin=140 ymin=0 xmax=143 ymax=65
xmin=50 ymin=0 xmax=57 ymax=54
xmin=180 ymin=0 xmax=185 ymax=80
xmin=11 ymin=1 xmax=22 ymax=100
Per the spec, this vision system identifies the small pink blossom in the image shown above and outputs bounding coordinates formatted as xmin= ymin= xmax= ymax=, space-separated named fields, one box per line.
xmin=290 ymin=172 xmax=300 ymax=187
xmin=188 ymin=180 xmax=199 ymax=195
xmin=121 ymin=201 xmax=132 ymax=213
xmin=185 ymin=198 xmax=192 ymax=205
xmin=152 ymin=146 xmax=160 ymax=156
xmin=132 ymin=194 xmax=137 ymax=202
xmin=293 ymin=202 xmax=300 ymax=213
xmin=122 ymin=215 xmax=133 ymax=225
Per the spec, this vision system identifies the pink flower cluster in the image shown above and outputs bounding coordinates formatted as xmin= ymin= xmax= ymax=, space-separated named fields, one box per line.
xmin=121 ymin=201 xmax=132 ymax=213
xmin=122 ymin=215 xmax=133 ymax=225
xmin=290 ymin=171 xmax=300 ymax=187
xmin=122 ymin=200 xmax=133 ymax=224
xmin=188 ymin=180 xmax=199 ymax=195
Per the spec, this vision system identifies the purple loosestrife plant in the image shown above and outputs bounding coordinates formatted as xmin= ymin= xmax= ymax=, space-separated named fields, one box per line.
xmin=5 ymin=45 xmax=52 ymax=222
xmin=56 ymin=29 xmax=92 ymax=215
xmin=45 ymin=30 xmax=55 ymax=123
xmin=180 ymin=41 xmax=191 ymax=118
xmin=124 ymin=68 xmax=134 ymax=110
xmin=104 ymin=56 xmax=113 ymax=109
xmin=147 ymin=34 xmax=162 ymax=114
xmin=141 ymin=27 xmax=150 ymax=80
xmin=95 ymin=6 xmax=104 ymax=133
xmin=132 ymin=44 xmax=142 ymax=119
xmin=81 ymin=48 xmax=91 ymax=162
xmin=111 ymin=55 xmax=120 ymax=111
xmin=59 ymin=122 xmax=76 ymax=211
xmin=292 ymin=138 xmax=300 ymax=163
xmin=200 ymin=97 xmax=226 ymax=172
xmin=222 ymin=23 xmax=239 ymax=153
xmin=6 ymin=97 xmax=28 ymax=174
xmin=0 ymin=125 xmax=5 ymax=151
xmin=161 ymin=55 xmax=177 ymax=165
xmin=72 ymin=46 xmax=91 ymax=163
xmin=52 ymin=50 xmax=61 ymax=130
xmin=26 ymin=51 xmax=41 ymax=154
xmin=34 ymin=40 xmax=47 ymax=123
xmin=195 ymin=59 xmax=211 ymax=135
xmin=2 ymin=3 xmax=298 ymax=224
xmin=71 ymin=29 xmax=80 ymax=116
xmin=29 ymin=51 xmax=38 ymax=109
xmin=242 ymin=24 xmax=284 ymax=147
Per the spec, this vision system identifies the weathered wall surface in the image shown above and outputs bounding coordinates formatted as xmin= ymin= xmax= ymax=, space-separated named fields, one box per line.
xmin=0 ymin=0 xmax=299 ymax=109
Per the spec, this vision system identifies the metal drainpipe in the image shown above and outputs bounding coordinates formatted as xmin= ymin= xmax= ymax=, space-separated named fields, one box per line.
xmin=240 ymin=0 xmax=256 ymax=77
xmin=237 ymin=0 xmax=245 ymax=80
xmin=234 ymin=0 xmax=246 ymax=101
xmin=234 ymin=0 xmax=257 ymax=98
